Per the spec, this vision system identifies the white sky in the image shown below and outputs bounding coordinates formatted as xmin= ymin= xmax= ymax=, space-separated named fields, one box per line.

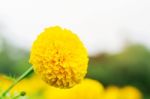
xmin=0 ymin=0 xmax=150 ymax=55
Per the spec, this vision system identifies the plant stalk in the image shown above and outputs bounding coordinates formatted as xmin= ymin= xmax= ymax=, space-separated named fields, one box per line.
xmin=0 ymin=66 xmax=33 ymax=98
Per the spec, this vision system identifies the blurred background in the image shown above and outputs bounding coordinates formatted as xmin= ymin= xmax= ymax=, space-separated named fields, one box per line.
xmin=0 ymin=0 xmax=150 ymax=98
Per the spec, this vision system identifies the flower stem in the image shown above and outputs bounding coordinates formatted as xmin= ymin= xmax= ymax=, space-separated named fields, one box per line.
xmin=0 ymin=66 xmax=33 ymax=98
xmin=12 ymin=91 xmax=26 ymax=99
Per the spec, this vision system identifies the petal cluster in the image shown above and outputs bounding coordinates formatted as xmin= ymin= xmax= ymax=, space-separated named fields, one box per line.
xmin=29 ymin=26 xmax=89 ymax=88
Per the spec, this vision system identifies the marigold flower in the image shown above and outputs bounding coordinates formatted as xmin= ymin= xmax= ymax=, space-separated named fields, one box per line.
xmin=0 ymin=74 xmax=12 ymax=91
xmin=44 ymin=78 xmax=104 ymax=99
xmin=12 ymin=75 xmax=46 ymax=95
xmin=120 ymin=86 xmax=142 ymax=99
xmin=29 ymin=26 xmax=89 ymax=88
xmin=103 ymin=86 xmax=120 ymax=99
xmin=102 ymin=86 xmax=143 ymax=99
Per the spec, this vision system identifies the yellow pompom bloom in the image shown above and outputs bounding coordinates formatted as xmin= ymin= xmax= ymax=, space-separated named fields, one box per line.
xmin=120 ymin=86 xmax=142 ymax=99
xmin=29 ymin=26 xmax=89 ymax=88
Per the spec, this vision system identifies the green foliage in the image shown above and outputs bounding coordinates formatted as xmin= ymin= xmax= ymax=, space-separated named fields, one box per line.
xmin=0 ymin=39 xmax=150 ymax=97
xmin=0 ymin=40 xmax=30 ymax=77
xmin=87 ymin=44 xmax=150 ymax=94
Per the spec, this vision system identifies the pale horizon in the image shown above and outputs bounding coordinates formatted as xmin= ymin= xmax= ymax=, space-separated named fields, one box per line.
xmin=0 ymin=0 xmax=150 ymax=55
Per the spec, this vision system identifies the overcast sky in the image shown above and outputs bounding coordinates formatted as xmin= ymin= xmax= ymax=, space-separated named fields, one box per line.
xmin=0 ymin=0 xmax=150 ymax=55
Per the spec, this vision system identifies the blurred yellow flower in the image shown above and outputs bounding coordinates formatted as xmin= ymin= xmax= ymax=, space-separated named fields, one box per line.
xmin=11 ymin=75 xmax=47 ymax=98
xmin=103 ymin=86 xmax=120 ymax=99
xmin=0 ymin=74 xmax=12 ymax=91
xmin=44 ymin=78 xmax=104 ymax=99
xmin=102 ymin=86 xmax=143 ymax=99
xmin=120 ymin=86 xmax=142 ymax=99
xmin=30 ymin=26 xmax=89 ymax=88
xmin=70 ymin=78 xmax=104 ymax=99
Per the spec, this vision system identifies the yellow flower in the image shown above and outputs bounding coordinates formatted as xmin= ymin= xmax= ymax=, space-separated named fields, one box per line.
xmin=44 ymin=78 xmax=104 ymax=99
xmin=29 ymin=26 xmax=89 ymax=88
xmin=120 ymin=86 xmax=142 ymax=99
xmin=0 ymin=74 xmax=12 ymax=91
xmin=102 ymin=86 xmax=143 ymax=99
xmin=12 ymin=75 xmax=45 ymax=95
xmin=103 ymin=86 xmax=120 ymax=99
xmin=70 ymin=79 xmax=104 ymax=99
xmin=12 ymin=75 xmax=47 ymax=98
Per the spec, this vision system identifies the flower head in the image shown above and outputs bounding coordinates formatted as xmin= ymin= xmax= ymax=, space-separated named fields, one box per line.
xmin=0 ymin=74 xmax=12 ymax=91
xmin=120 ymin=86 xmax=142 ymax=99
xmin=103 ymin=86 xmax=120 ymax=99
xmin=29 ymin=26 xmax=89 ymax=88
xmin=44 ymin=78 xmax=104 ymax=99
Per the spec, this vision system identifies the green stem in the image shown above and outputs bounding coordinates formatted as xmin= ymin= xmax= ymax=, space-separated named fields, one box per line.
xmin=12 ymin=91 xmax=26 ymax=99
xmin=0 ymin=66 xmax=33 ymax=98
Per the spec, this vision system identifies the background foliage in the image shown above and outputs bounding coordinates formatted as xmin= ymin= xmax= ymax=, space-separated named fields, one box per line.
xmin=0 ymin=37 xmax=150 ymax=98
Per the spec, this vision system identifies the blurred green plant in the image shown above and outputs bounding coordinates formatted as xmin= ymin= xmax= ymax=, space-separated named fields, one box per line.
xmin=87 ymin=44 xmax=150 ymax=95
xmin=0 ymin=37 xmax=30 ymax=77
xmin=0 ymin=36 xmax=150 ymax=98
